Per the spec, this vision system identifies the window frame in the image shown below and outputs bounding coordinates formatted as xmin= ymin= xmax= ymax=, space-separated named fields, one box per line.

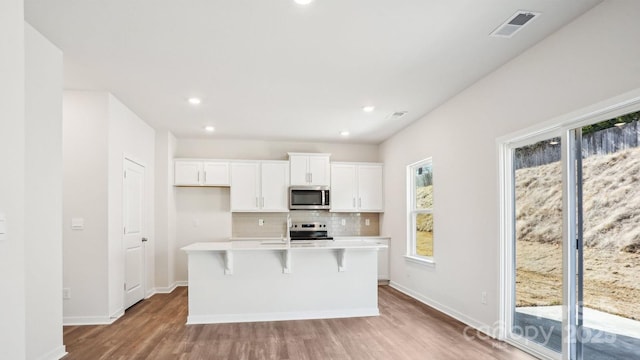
xmin=405 ymin=157 xmax=435 ymax=265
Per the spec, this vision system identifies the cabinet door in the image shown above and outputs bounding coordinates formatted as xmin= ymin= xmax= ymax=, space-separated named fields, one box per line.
xmin=376 ymin=239 xmax=390 ymax=280
xmin=261 ymin=162 xmax=290 ymax=211
xmin=174 ymin=161 xmax=202 ymax=185
xmin=308 ymin=155 xmax=330 ymax=186
xmin=289 ymin=155 xmax=309 ymax=185
xmin=230 ymin=162 xmax=260 ymax=211
xmin=330 ymin=164 xmax=357 ymax=212
xmin=203 ymin=162 xmax=229 ymax=186
xmin=358 ymin=165 xmax=383 ymax=212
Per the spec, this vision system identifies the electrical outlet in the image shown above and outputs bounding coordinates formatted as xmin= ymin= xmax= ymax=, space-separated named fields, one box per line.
xmin=341 ymin=219 xmax=346 ymax=226
xmin=258 ymin=219 xmax=264 ymax=226
xmin=481 ymin=291 xmax=487 ymax=304
xmin=365 ymin=218 xmax=370 ymax=226
xmin=63 ymin=288 xmax=71 ymax=300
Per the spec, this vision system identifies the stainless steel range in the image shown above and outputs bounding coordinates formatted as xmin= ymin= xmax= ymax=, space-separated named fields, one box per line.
xmin=289 ymin=222 xmax=333 ymax=241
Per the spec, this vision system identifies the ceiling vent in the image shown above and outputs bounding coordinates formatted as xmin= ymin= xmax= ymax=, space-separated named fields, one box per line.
xmin=490 ymin=11 xmax=540 ymax=38
xmin=391 ymin=111 xmax=408 ymax=118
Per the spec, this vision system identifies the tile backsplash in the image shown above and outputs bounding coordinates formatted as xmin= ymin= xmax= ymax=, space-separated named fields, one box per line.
xmin=232 ymin=211 xmax=380 ymax=238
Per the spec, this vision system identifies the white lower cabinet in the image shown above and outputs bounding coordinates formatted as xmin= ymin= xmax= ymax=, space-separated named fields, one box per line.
xmin=376 ymin=238 xmax=390 ymax=281
xmin=230 ymin=161 xmax=289 ymax=212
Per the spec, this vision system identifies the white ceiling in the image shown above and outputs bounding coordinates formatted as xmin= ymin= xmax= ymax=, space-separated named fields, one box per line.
xmin=25 ymin=0 xmax=601 ymax=144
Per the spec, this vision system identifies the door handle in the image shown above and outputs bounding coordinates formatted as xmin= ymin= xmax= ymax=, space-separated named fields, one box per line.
xmin=142 ymin=237 xmax=148 ymax=242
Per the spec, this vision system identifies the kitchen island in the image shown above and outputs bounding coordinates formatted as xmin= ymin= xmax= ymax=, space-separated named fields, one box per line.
xmin=182 ymin=239 xmax=387 ymax=324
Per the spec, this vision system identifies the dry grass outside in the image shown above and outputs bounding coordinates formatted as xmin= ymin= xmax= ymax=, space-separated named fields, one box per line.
xmin=516 ymin=241 xmax=640 ymax=319
xmin=415 ymin=185 xmax=434 ymax=257
xmin=417 ymin=231 xmax=433 ymax=257
xmin=515 ymin=146 xmax=640 ymax=320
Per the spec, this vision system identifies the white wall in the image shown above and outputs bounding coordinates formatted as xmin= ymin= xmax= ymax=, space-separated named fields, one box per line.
xmin=175 ymin=187 xmax=231 ymax=281
xmin=63 ymin=92 xmax=109 ymax=322
xmin=64 ymin=91 xmax=156 ymax=323
xmin=176 ymin=138 xmax=379 ymax=162
xmin=154 ymin=130 xmax=177 ymax=290
xmin=107 ymin=94 xmax=156 ymax=315
xmin=381 ymin=0 xmax=640 ymax=330
xmin=0 ymin=1 xmax=26 ymax=358
xmin=25 ymin=23 xmax=66 ymax=360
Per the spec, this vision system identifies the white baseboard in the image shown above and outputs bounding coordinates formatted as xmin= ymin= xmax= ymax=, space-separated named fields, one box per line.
xmin=63 ymin=315 xmax=117 ymax=326
xmin=110 ymin=308 xmax=124 ymax=321
xmin=187 ymin=308 xmax=379 ymax=325
xmin=148 ymin=281 xmax=188 ymax=297
xmin=36 ymin=345 xmax=67 ymax=360
xmin=389 ymin=281 xmax=493 ymax=338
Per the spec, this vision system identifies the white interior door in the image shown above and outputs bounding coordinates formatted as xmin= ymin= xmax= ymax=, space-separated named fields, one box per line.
xmin=124 ymin=158 xmax=145 ymax=309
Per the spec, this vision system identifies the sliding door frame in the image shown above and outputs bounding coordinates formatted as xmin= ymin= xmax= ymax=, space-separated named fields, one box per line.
xmin=498 ymin=89 xmax=640 ymax=360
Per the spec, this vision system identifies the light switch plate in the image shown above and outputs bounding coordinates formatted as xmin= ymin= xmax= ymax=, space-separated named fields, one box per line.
xmin=0 ymin=212 xmax=6 ymax=241
xmin=71 ymin=217 xmax=84 ymax=230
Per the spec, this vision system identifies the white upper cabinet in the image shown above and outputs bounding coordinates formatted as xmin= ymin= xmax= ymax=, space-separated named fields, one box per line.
xmin=230 ymin=162 xmax=260 ymax=211
xmin=174 ymin=160 xmax=202 ymax=186
xmin=260 ymin=162 xmax=290 ymax=211
xmin=330 ymin=164 xmax=358 ymax=211
xmin=230 ymin=161 xmax=289 ymax=212
xmin=174 ymin=159 xmax=230 ymax=186
xmin=330 ymin=162 xmax=383 ymax=212
xmin=288 ymin=153 xmax=330 ymax=186
xmin=357 ymin=164 xmax=384 ymax=211
xmin=203 ymin=162 xmax=229 ymax=186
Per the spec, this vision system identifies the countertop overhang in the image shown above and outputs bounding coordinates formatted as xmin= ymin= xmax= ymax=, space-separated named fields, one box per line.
xmin=182 ymin=238 xmax=388 ymax=253
xmin=182 ymin=238 xmax=388 ymax=276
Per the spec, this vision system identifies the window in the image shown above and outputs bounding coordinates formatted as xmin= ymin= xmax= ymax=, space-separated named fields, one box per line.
xmin=407 ymin=158 xmax=433 ymax=262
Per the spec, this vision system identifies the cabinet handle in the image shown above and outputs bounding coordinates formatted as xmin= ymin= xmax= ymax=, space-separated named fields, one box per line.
xmin=204 ymin=172 xmax=207 ymax=183
xmin=352 ymin=198 xmax=356 ymax=207
xmin=197 ymin=172 xmax=200 ymax=183
xmin=256 ymin=197 xmax=259 ymax=208
xmin=261 ymin=197 xmax=265 ymax=208
xmin=310 ymin=173 xmax=313 ymax=183
xmin=359 ymin=198 xmax=362 ymax=208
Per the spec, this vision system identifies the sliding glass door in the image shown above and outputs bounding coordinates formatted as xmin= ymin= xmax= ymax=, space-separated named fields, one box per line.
xmin=577 ymin=118 xmax=640 ymax=360
xmin=511 ymin=135 xmax=564 ymax=355
xmin=504 ymin=110 xmax=640 ymax=360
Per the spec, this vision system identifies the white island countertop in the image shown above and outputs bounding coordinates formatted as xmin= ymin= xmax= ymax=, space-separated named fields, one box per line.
xmin=182 ymin=238 xmax=387 ymax=253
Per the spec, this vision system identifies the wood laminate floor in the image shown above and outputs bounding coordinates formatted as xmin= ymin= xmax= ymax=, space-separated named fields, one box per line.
xmin=63 ymin=286 xmax=536 ymax=360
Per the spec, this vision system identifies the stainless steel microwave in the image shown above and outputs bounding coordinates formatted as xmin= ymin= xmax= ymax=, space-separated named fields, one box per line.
xmin=289 ymin=186 xmax=330 ymax=210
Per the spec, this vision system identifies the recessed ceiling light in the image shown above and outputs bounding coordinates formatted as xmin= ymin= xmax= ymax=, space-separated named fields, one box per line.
xmin=362 ymin=105 xmax=375 ymax=112
xmin=204 ymin=126 xmax=215 ymax=132
xmin=188 ymin=97 xmax=202 ymax=105
xmin=340 ymin=130 xmax=350 ymax=136
xmin=294 ymin=0 xmax=313 ymax=5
